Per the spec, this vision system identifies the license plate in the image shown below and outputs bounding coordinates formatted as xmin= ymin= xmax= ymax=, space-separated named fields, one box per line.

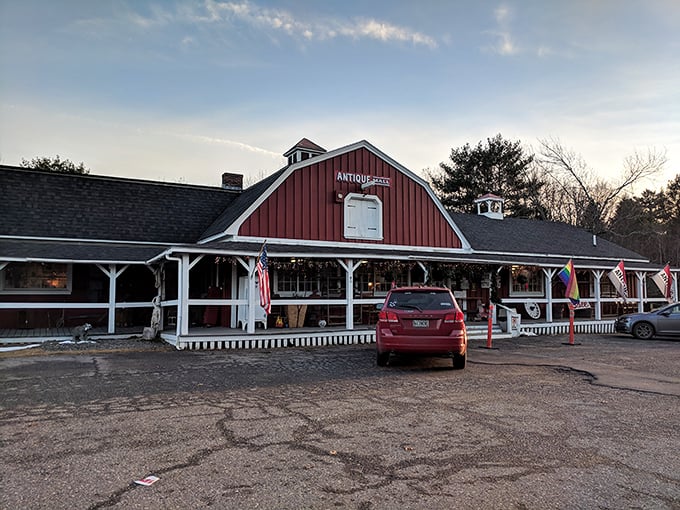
xmin=412 ymin=319 xmax=429 ymax=328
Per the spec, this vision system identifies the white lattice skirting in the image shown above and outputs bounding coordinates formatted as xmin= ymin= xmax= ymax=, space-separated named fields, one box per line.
xmin=160 ymin=321 xmax=617 ymax=350
xmin=164 ymin=330 xmax=377 ymax=351
xmin=521 ymin=320 xmax=615 ymax=336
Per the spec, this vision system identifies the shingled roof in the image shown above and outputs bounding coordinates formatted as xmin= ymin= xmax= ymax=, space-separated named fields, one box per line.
xmin=0 ymin=238 xmax=167 ymax=264
xmin=1 ymin=166 xmax=239 ymax=244
xmin=449 ymin=212 xmax=647 ymax=262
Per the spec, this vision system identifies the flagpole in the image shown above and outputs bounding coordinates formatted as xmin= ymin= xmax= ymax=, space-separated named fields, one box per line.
xmin=568 ymin=304 xmax=575 ymax=345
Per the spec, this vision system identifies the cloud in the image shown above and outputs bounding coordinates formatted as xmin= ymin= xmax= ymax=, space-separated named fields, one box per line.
xmin=178 ymin=132 xmax=282 ymax=158
xmin=494 ymin=31 xmax=517 ymax=55
xmin=486 ymin=4 xmax=518 ymax=55
xmin=202 ymin=0 xmax=438 ymax=48
xmin=69 ymin=0 xmax=437 ymax=50
xmin=494 ymin=5 xmax=511 ymax=23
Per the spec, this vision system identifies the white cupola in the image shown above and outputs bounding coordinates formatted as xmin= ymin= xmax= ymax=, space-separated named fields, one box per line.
xmin=283 ymin=138 xmax=326 ymax=165
xmin=474 ymin=193 xmax=505 ymax=220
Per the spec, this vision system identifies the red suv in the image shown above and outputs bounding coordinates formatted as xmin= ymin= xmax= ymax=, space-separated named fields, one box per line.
xmin=376 ymin=287 xmax=467 ymax=369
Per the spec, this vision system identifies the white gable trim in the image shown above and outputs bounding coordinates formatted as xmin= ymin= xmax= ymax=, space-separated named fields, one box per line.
xmin=198 ymin=140 xmax=471 ymax=250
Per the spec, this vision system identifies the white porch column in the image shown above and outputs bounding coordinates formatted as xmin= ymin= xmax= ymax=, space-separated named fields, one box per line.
xmin=176 ymin=255 xmax=204 ymax=336
xmin=543 ymin=268 xmax=557 ymax=323
xmin=417 ymin=261 xmax=429 ymax=284
xmin=230 ymin=263 xmax=239 ymax=328
xmin=635 ymin=271 xmax=646 ymax=313
xmin=338 ymin=258 xmax=362 ymax=329
xmin=179 ymin=255 xmax=191 ymax=336
xmin=97 ymin=264 xmax=128 ymax=334
xmin=593 ymin=270 xmax=604 ymax=320
xmin=673 ymin=273 xmax=679 ymax=303
xmin=247 ymin=256 xmax=256 ymax=334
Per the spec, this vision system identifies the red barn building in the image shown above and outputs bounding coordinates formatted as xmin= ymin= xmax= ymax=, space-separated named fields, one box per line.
xmin=1 ymin=138 xmax=677 ymax=349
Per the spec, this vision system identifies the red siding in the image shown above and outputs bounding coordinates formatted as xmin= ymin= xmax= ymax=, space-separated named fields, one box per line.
xmin=239 ymin=147 xmax=462 ymax=248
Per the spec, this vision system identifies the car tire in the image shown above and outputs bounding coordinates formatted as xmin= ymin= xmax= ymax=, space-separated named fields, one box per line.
xmin=376 ymin=351 xmax=389 ymax=367
xmin=452 ymin=351 xmax=466 ymax=370
xmin=632 ymin=322 xmax=655 ymax=340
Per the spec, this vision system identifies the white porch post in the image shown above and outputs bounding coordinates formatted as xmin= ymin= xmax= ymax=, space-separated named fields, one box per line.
xmin=179 ymin=255 xmax=191 ymax=336
xmin=593 ymin=270 xmax=604 ymax=320
xmin=230 ymin=263 xmax=239 ymax=328
xmin=175 ymin=255 xmax=205 ymax=337
xmin=673 ymin=273 xmax=679 ymax=303
xmin=417 ymin=261 xmax=429 ymax=284
xmin=635 ymin=271 xmax=646 ymax=313
xmin=543 ymin=268 xmax=556 ymax=323
xmin=247 ymin=256 xmax=256 ymax=334
xmin=338 ymin=258 xmax=362 ymax=329
xmin=96 ymin=264 xmax=128 ymax=334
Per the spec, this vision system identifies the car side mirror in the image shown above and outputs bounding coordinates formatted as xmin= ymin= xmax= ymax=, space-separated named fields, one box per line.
xmin=376 ymin=303 xmax=383 ymax=311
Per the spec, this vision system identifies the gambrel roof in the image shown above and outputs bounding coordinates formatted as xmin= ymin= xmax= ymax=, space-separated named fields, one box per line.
xmin=198 ymin=139 xmax=469 ymax=246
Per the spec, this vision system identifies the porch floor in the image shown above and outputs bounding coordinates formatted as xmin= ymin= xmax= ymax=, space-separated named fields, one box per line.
xmin=0 ymin=326 xmax=145 ymax=344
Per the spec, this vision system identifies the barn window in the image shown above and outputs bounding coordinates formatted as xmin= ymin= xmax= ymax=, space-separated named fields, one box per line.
xmin=344 ymin=193 xmax=383 ymax=240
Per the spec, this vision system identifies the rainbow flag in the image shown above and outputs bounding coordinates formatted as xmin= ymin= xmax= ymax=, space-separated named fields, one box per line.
xmin=558 ymin=259 xmax=580 ymax=305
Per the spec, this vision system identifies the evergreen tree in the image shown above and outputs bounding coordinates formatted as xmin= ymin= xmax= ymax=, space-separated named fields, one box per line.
xmin=20 ymin=155 xmax=90 ymax=175
xmin=429 ymin=134 xmax=544 ymax=217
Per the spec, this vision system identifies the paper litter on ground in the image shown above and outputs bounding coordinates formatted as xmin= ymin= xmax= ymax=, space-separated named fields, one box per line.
xmin=134 ymin=475 xmax=159 ymax=486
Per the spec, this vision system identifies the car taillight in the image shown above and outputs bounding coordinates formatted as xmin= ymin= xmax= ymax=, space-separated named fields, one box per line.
xmin=378 ymin=310 xmax=399 ymax=323
xmin=444 ymin=309 xmax=465 ymax=323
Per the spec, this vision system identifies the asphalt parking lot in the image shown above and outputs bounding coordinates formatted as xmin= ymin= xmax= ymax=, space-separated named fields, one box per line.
xmin=1 ymin=334 xmax=679 ymax=509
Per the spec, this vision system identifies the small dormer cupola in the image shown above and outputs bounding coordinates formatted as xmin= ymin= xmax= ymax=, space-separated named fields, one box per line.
xmin=283 ymin=138 xmax=326 ymax=165
xmin=474 ymin=193 xmax=505 ymax=220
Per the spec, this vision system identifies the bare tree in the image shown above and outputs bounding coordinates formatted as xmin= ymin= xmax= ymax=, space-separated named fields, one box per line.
xmin=536 ymin=138 xmax=666 ymax=234
xmin=607 ymin=175 xmax=680 ymax=265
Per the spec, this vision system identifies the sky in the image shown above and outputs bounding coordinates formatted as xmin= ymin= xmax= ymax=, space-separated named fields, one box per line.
xmin=1 ymin=0 xmax=679 ymax=192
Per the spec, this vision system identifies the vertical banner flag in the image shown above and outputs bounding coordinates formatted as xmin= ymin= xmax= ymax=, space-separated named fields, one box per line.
xmin=607 ymin=260 xmax=628 ymax=301
xmin=558 ymin=259 xmax=580 ymax=305
xmin=651 ymin=264 xmax=673 ymax=303
xmin=256 ymin=243 xmax=271 ymax=314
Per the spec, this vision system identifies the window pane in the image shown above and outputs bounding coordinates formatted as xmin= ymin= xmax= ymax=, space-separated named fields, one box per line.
xmin=510 ymin=266 xmax=543 ymax=295
xmin=2 ymin=263 xmax=70 ymax=291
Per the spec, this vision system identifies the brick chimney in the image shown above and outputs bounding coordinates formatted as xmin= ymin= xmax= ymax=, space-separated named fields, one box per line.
xmin=221 ymin=172 xmax=243 ymax=191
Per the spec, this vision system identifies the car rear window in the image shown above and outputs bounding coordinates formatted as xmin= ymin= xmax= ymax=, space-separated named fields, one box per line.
xmin=386 ymin=290 xmax=454 ymax=311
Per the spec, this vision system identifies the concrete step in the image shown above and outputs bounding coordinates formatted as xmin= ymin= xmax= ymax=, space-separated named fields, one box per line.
xmin=466 ymin=324 xmax=512 ymax=340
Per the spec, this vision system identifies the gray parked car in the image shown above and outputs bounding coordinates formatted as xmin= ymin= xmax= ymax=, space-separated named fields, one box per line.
xmin=614 ymin=302 xmax=680 ymax=339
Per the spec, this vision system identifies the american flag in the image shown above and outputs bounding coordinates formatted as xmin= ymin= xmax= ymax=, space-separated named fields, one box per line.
xmin=256 ymin=244 xmax=271 ymax=314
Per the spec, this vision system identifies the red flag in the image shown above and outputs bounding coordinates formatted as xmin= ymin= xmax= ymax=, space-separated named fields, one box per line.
xmin=607 ymin=260 xmax=628 ymax=301
xmin=651 ymin=264 xmax=673 ymax=303
xmin=256 ymin=244 xmax=271 ymax=314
